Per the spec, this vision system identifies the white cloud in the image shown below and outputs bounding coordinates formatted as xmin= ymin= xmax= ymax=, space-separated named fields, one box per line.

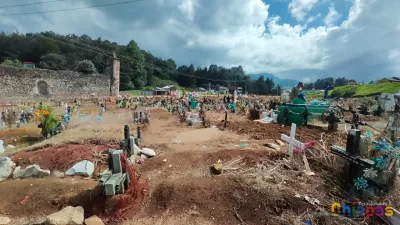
xmin=0 ymin=0 xmax=399 ymax=82
xmin=307 ymin=13 xmax=321 ymax=24
xmin=288 ymin=0 xmax=319 ymax=21
xmin=324 ymin=5 xmax=341 ymax=27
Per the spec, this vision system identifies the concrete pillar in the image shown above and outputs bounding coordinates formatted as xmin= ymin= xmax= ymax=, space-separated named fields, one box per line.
xmin=107 ymin=53 xmax=120 ymax=97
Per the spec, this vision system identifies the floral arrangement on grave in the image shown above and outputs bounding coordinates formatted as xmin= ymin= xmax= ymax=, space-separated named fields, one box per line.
xmin=353 ymin=132 xmax=400 ymax=190
xmin=34 ymin=105 xmax=59 ymax=136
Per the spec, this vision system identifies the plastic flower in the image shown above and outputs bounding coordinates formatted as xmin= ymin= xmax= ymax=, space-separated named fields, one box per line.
xmin=373 ymin=140 xmax=390 ymax=151
xmin=354 ymin=177 xmax=368 ymax=190
xmin=375 ymin=157 xmax=387 ymax=169
xmin=363 ymin=168 xmax=378 ymax=179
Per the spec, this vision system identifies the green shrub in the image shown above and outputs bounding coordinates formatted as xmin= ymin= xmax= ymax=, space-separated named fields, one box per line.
xmin=1 ymin=59 xmax=23 ymax=68
xmin=40 ymin=53 xmax=66 ymax=70
xmin=77 ymin=60 xmax=97 ymax=73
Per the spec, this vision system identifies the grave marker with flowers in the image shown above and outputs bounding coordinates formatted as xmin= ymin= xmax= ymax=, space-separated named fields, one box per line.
xmin=331 ymin=128 xmax=398 ymax=196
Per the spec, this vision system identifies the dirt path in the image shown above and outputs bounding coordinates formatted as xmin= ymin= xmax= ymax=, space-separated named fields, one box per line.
xmin=127 ymin=110 xmax=330 ymax=225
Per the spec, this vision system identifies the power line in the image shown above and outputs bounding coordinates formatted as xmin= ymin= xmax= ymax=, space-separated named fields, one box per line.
xmin=0 ymin=0 xmax=66 ymax=9
xmin=0 ymin=0 xmax=146 ymax=17
xmin=35 ymin=34 xmax=274 ymax=84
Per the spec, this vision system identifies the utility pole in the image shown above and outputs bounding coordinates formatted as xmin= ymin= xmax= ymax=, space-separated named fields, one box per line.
xmin=208 ymin=82 xmax=210 ymax=94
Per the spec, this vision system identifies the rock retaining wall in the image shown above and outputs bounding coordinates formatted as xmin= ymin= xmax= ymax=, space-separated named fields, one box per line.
xmin=0 ymin=65 xmax=111 ymax=103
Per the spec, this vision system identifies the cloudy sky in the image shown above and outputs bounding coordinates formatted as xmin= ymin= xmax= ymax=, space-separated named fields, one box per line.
xmin=0 ymin=0 xmax=399 ymax=82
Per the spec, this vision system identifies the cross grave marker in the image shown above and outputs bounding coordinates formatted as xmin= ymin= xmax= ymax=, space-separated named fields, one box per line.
xmin=281 ymin=123 xmax=304 ymax=157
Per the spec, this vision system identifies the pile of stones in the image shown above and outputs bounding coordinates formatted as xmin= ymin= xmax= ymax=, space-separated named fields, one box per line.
xmin=0 ymin=157 xmax=96 ymax=182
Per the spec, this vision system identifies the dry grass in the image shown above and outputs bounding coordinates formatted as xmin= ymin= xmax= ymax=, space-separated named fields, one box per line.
xmin=7 ymin=111 xmax=134 ymax=155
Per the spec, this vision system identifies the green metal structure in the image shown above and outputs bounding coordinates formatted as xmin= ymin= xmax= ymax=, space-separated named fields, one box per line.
xmin=276 ymin=101 xmax=331 ymax=126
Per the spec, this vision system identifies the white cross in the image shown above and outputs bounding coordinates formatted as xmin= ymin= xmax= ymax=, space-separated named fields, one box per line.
xmin=281 ymin=123 xmax=304 ymax=157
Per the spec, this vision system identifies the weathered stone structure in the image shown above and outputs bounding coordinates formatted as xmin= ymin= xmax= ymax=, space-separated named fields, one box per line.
xmin=0 ymin=56 xmax=120 ymax=103
xmin=106 ymin=53 xmax=120 ymax=97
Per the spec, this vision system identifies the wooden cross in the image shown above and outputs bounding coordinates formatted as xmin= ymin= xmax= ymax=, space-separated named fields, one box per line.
xmin=281 ymin=123 xmax=304 ymax=157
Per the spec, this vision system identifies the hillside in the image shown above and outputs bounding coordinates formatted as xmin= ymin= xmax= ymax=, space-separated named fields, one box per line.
xmin=0 ymin=32 xmax=281 ymax=95
xmin=330 ymin=83 xmax=400 ymax=98
xmin=248 ymin=73 xmax=299 ymax=87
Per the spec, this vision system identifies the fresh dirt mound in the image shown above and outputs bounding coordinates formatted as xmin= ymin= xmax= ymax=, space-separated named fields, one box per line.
xmin=0 ymin=177 xmax=97 ymax=221
xmin=11 ymin=143 xmax=119 ymax=171
xmin=139 ymin=148 xmax=286 ymax=174
xmin=147 ymin=176 xmax=310 ymax=225
xmin=67 ymin=154 xmax=147 ymax=224
xmin=343 ymin=111 xmax=381 ymax=122
xmin=0 ymin=126 xmax=42 ymax=146
xmin=219 ymin=121 xmax=334 ymax=141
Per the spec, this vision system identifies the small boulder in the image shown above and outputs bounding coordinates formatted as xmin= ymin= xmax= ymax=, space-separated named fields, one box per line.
xmin=45 ymin=206 xmax=84 ymax=225
xmin=66 ymin=160 xmax=94 ymax=177
xmin=0 ymin=157 xmax=16 ymax=181
xmin=84 ymin=215 xmax=105 ymax=225
xmin=6 ymin=144 xmax=16 ymax=149
xmin=0 ymin=140 xmax=4 ymax=153
xmin=52 ymin=170 xmax=65 ymax=178
xmin=13 ymin=165 xmax=50 ymax=179
xmin=140 ymin=148 xmax=156 ymax=157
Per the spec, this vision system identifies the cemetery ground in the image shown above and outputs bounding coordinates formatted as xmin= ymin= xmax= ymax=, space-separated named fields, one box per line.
xmin=0 ymin=103 xmax=399 ymax=225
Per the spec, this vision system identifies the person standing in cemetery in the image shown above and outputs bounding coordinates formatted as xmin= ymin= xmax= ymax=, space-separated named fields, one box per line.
xmin=228 ymin=100 xmax=236 ymax=113
xmin=290 ymin=82 xmax=303 ymax=102
xmin=293 ymin=92 xmax=307 ymax=104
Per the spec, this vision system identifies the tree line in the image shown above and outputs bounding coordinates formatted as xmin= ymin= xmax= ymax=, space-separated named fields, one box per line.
xmin=1 ymin=31 xmax=373 ymax=95
xmin=302 ymin=77 xmax=375 ymax=90
xmin=0 ymin=31 xmax=283 ymax=95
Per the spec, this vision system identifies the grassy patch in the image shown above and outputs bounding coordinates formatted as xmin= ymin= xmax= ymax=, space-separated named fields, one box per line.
xmin=304 ymin=90 xmax=324 ymax=99
xmin=329 ymin=83 xmax=400 ymax=98
xmin=120 ymin=90 xmax=142 ymax=96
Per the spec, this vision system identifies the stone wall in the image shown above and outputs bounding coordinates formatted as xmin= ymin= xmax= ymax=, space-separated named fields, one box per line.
xmin=0 ymin=65 xmax=111 ymax=102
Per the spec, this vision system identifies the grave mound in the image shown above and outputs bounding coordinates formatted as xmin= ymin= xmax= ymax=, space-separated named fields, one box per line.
xmin=11 ymin=143 xmax=119 ymax=171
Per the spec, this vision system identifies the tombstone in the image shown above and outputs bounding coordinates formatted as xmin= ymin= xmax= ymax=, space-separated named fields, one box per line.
xmin=331 ymin=129 xmax=376 ymax=189
xmin=380 ymin=93 xmax=395 ymax=111
xmin=359 ymin=135 xmax=370 ymax=157
xmin=136 ymin=127 xmax=141 ymax=146
xmin=281 ymin=123 xmax=304 ymax=157
xmin=124 ymin=125 xmax=130 ymax=140
xmin=99 ymin=149 xmax=129 ymax=196
xmin=224 ymin=112 xmax=228 ymax=128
